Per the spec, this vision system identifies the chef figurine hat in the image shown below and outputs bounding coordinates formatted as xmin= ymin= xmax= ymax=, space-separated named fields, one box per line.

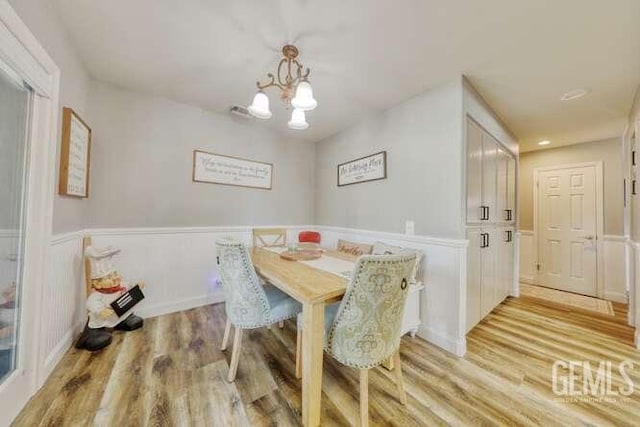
xmin=84 ymin=246 xmax=121 ymax=280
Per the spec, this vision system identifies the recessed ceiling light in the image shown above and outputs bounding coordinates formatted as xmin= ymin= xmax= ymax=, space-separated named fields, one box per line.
xmin=560 ymin=88 xmax=591 ymax=101
xmin=538 ymin=140 xmax=551 ymax=146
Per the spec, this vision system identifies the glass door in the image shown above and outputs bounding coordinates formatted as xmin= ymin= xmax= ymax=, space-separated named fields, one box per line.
xmin=0 ymin=63 xmax=31 ymax=385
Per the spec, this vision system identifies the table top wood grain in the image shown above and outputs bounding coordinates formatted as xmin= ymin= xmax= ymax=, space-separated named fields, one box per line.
xmin=250 ymin=247 xmax=349 ymax=304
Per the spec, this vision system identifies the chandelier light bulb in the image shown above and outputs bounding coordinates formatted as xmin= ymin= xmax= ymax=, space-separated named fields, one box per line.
xmin=251 ymin=45 xmax=316 ymax=125
xmin=248 ymin=90 xmax=272 ymax=119
xmin=291 ymin=80 xmax=317 ymax=111
xmin=288 ymin=108 xmax=309 ymax=130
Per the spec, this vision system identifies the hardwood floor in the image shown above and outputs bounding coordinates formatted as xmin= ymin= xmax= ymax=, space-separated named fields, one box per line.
xmin=14 ymin=296 xmax=640 ymax=426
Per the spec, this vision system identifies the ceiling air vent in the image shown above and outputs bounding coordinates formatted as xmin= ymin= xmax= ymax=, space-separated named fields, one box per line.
xmin=229 ymin=105 xmax=253 ymax=119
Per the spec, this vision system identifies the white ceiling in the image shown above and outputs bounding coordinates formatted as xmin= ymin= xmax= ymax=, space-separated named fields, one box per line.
xmin=53 ymin=0 xmax=640 ymax=151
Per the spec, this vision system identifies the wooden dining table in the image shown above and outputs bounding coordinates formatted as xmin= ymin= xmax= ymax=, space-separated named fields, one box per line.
xmin=250 ymin=247 xmax=349 ymax=427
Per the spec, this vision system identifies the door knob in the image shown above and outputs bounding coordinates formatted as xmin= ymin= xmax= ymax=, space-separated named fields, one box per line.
xmin=583 ymin=235 xmax=595 ymax=240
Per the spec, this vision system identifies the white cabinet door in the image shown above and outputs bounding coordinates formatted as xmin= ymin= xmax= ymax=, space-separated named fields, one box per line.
xmin=496 ymin=226 xmax=514 ymax=302
xmin=507 ymin=155 xmax=516 ymax=223
xmin=467 ymin=119 xmax=484 ymax=223
xmin=496 ymin=149 xmax=509 ymax=222
xmin=482 ymin=134 xmax=498 ymax=223
xmin=505 ymin=226 xmax=515 ymax=297
xmin=466 ymin=228 xmax=483 ymax=332
xmin=480 ymin=227 xmax=497 ymax=318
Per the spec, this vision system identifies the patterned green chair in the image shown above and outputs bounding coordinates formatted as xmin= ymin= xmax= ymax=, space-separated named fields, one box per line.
xmin=216 ymin=240 xmax=302 ymax=382
xmin=296 ymin=253 xmax=417 ymax=427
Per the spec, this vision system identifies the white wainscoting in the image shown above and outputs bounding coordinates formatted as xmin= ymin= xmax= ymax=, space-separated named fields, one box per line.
xmin=627 ymin=240 xmax=636 ymax=327
xmin=42 ymin=224 xmax=469 ymax=374
xmin=518 ymin=230 xmax=628 ymax=303
xmin=630 ymin=241 xmax=640 ymax=348
xmin=41 ymin=225 xmax=313 ymax=373
xmin=603 ymin=235 xmax=627 ymax=303
xmin=85 ymin=226 xmax=319 ymax=319
xmin=43 ymin=233 xmax=85 ymax=379
xmin=314 ymin=225 xmax=469 ymax=356
xmin=518 ymin=230 xmax=535 ymax=284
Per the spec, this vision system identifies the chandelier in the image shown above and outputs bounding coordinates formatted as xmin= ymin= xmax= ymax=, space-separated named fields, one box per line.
xmin=248 ymin=44 xmax=317 ymax=130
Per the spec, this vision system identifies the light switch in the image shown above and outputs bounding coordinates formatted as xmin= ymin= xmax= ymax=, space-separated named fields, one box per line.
xmin=405 ymin=220 xmax=415 ymax=235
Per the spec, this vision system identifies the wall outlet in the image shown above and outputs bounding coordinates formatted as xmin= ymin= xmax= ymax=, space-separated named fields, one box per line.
xmin=405 ymin=220 xmax=415 ymax=235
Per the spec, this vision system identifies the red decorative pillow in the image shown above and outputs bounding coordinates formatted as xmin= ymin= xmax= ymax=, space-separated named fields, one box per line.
xmin=299 ymin=231 xmax=321 ymax=244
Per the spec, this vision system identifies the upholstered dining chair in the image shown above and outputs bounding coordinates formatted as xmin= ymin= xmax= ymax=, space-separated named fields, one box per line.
xmin=216 ymin=240 xmax=302 ymax=382
xmin=295 ymin=253 xmax=417 ymax=427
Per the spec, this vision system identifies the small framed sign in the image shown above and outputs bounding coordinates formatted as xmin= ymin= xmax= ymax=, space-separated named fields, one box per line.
xmin=58 ymin=107 xmax=91 ymax=197
xmin=193 ymin=150 xmax=273 ymax=190
xmin=337 ymin=151 xmax=387 ymax=187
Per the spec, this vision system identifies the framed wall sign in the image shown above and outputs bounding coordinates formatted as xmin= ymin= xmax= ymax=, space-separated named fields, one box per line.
xmin=58 ymin=107 xmax=91 ymax=197
xmin=192 ymin=150 xmax=273 ymax=190
xmin=337 ymin=150 xmax=387 ymax=187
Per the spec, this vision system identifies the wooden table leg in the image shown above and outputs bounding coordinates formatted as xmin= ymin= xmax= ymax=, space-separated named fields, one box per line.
xmin=302 ymin=302 xmax=324 ymax=427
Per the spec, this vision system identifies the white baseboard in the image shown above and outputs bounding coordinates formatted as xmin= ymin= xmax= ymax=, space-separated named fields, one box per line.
xmin=604 ymin=291 xmax=627 ymax=304
xmin=417 ymin=325 xmax=466 ymax=357
xmin=41 ymin=329 xmax=73 ymax=384
xmin=136 ymin=292 xmax=225 ymax=319
xmin=519 ymin=276 xmax=534 ymax=285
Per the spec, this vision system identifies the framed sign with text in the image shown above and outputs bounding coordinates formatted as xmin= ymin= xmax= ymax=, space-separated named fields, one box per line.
xmin=192 ymin=150 xmax=273 ymax=190
xmin=337 ymin=151 xmax=387 ymax=187
xmin=58 ymin=107 xmax=91 ymax=198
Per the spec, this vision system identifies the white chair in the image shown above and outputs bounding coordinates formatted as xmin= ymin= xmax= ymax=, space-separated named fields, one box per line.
xmin=252 ymin=228 xmax=287 ymax=248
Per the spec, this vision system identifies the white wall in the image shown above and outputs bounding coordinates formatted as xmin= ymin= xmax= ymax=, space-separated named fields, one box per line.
xmin=519 ymin=138 xmax=624 ymax=235
xmin=463 ymin=78 xmax=518 ymax=156
xmin=314 ymin=80 xmax=464 ymax=239
xmin=518 ymin=231 xmax=535 ymax=284
xmin=86 ymin=81 xmax=316 ymax=228
xmin=9 ymin=0 xmax=91 ymax=233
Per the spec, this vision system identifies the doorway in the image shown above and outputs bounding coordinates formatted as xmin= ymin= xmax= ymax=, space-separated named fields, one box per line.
xmin=534 ymin=162 xmax=604 ymax=298
xmin=0 ymin=4 xmax=60 ymax=423
xmin=0 ymin=61 xmax=31 ymax=385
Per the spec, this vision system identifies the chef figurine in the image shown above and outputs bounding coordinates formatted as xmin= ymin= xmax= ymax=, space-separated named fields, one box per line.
xmin=75 ymin=245 xmax=144 ymax=351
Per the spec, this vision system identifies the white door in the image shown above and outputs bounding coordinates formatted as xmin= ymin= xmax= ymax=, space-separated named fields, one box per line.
xmin=0 ymin=58 xmax=33 ymax=420
xmin=537 ymin=164 xmax=599 ymax=296
xmin=0 ymin=4 xmax=59 ymax=422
